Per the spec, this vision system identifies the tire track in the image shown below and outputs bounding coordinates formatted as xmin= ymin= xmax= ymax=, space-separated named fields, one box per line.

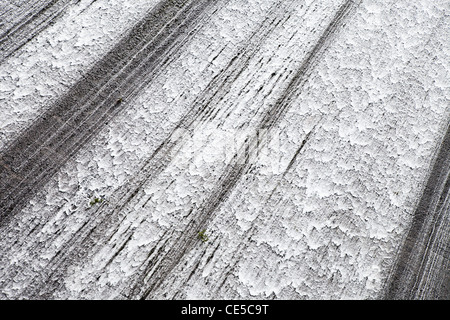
xmin=0 ymin=0 xmax=74 ymax=64
xmin=6 ymin=0 xmax=298 ymax=299
xmin=139 ymin=126 xmax=316 ymax=299
xmin=133 ymin=158 xmax=247 ymax=299
xmin=384 ymin=124 xmax=450 ymax=300
xmin=0 ymin=0 xmax=218 ymax=223
xmin=0 ymin=0 xmax=228 ymax=299
xmin=0 ymin=0 xmax=360 ymax=299
xmin=103 ymin=0 xmax=300 ymax=214
xmin=258 ymin=0 xmax=359 ymax=131
xmin=131 ymin=0 xmax=361 ymax=299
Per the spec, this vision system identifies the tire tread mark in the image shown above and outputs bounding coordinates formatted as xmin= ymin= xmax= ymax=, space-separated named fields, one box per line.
xmin=0 ymin=0 xmax=213 ymax=223
xmin=0 ymin=0 xmax=73 ymax=64
xmin=384 ymin=124 xmax=450 ymax=300
xmin=134 ymin=0 xmax=361 ymax=299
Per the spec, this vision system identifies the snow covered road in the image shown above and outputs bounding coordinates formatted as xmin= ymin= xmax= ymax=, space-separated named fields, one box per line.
xmin=0 ymin=0 xmax=449 ymax=299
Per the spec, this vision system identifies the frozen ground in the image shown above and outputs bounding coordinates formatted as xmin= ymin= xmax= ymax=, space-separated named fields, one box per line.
xmin=0 ymin=0 xmax=448 ymax=299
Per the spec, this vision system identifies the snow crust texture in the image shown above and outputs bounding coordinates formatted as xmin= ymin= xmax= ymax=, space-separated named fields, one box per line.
xmin=0 ymin=0 xmax=448 ymax=299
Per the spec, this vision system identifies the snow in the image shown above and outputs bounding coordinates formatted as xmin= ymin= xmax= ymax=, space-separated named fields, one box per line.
xmin=0 ymin=0 xmax=161 ymax=151
xmin=0 ymin=0 xmax=448 ymax=300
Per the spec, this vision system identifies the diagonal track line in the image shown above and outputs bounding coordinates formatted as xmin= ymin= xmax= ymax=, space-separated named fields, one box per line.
xmin=0 ymin=0 xmax=216 ymax=223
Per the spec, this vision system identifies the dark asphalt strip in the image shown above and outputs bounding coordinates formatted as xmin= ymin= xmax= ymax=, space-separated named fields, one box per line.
xmin=1 ymin=0 xmax=359 ymax=299
xmin=0 ymin=0 xmax=213 ymax=223
xmin=0 ymin=0 xmax=222 ymax=299
xmin=384 ymin=123 xmax=450 ymax=300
